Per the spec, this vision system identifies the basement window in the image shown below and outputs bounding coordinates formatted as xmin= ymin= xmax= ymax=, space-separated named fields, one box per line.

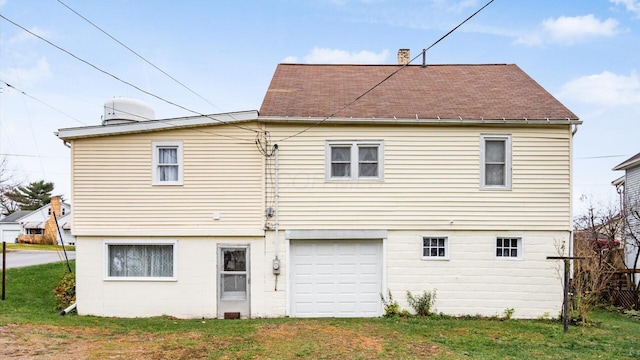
xmin=105 ymin=239 xmax=177 ymax=281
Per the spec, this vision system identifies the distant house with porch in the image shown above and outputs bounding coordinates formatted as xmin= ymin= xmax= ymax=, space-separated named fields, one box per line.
xmin=0 ymin=196 xmax=74 ymax=245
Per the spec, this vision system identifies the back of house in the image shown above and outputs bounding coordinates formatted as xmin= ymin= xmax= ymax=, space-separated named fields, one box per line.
xmin=57 ymin=53 xmax=579 ymax=319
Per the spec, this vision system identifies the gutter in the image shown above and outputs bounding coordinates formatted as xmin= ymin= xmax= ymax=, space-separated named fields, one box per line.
xmin=258 ymin=116 xmax=582 ymax=126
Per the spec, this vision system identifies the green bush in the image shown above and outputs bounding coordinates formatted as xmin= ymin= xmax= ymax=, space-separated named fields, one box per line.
xmin=380 ymin=289 xmax=401 ymax=317
xmin=406 ymin=290 xmax=436 ymax=316
xmin=53 ymin=272 xmax=75 ymax=311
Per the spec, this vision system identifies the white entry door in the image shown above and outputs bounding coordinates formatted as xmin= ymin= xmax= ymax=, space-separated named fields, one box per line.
xmin=217 ymin=245 xmax=250 ymax=319
xmin=290 ymin=239 xmax=383 ymax=317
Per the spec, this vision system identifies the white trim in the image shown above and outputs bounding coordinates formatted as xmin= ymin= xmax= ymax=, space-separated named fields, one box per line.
xmin=325 ymin=140 xmax=384 ymax=181
xmin=421 ymin=236 xmax=450 ymax=260
xmin=103 ymin=239 xmax=178 ymax=281
xmin=480 ymin=134 xmax=512 ymax=190
xmin=286 ymin=229 xmax=388 ymax=240
xmin=57 ymin=110 xmax=259 ymax=140
xmin=258 ymin=115 xmax=581 ymax=126
xmin=152 ymin=141 xmax=183 ymax=186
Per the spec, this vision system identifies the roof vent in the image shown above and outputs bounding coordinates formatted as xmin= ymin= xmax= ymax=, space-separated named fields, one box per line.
xmin=397 ymin=49 xmax=410 ymax=65
xmin=103 ymin=98 xmax=155 ymax=125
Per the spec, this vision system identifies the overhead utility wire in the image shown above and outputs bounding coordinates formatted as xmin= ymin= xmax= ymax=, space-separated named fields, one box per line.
xmin=0 ymin=14 xmax=258 ymax=136
xmin=277 ymin=0 xmax=495 ymax=142
xmin=55 ymin=0 xmax=229 ymax=116
xmin=0 ymin=79 xmax=87 ymax=125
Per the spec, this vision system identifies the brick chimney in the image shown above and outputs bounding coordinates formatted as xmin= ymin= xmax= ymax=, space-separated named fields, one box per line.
xmin=44 ymin=196 xmax=62 ymax=245
xmin=397 ymin=49 xmax=410 ymax=65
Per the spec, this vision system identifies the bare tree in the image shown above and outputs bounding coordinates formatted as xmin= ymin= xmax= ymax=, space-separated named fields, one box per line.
xmin=0 ymin=157 xmax=20 ymax=216
xmin=572 ymin=202 xmax=626 ymax=321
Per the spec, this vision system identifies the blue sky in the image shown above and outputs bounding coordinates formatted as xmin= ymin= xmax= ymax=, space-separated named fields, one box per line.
xmin=1 ymin=0 xmax=639 ymax=216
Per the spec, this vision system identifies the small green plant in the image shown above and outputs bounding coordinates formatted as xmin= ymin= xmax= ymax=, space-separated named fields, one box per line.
xmin=503 ymin=308 xmax=515 ymax=320
xmin=406 ymin=289 xmax=436 ymax=316
xmin=623 ymin=309 xmax=640 ymax=321
xmin=380 ymin=289 xmax=401 ymax=317
xmin=53 ymin=272 xmax=76 ymax=311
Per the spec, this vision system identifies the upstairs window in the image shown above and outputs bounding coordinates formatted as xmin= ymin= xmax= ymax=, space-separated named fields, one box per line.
xmin=480 ymin=135 xmax=511 ymax=189
xmin=326 ymin=141 xmax=383 ymax=180
xmin=152 ymin=141 xmax=183 ymax=185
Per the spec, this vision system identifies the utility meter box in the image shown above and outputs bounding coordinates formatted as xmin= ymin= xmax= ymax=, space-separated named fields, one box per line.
xmin=272 ymin=258 xmax=281 ymax=275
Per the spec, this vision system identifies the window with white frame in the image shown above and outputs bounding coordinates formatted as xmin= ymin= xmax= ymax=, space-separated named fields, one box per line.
xmin=496 ymin=237 xmax=522 ymax=259
xmin=326 ymin=141 xmax=383 ymax=180
xmin=105 ymin=240 xmax=177 ymax=280
xmin=422 ymin=236 xmax=448 ymax=259
xmin=152 ymin=141 xmax=183 ymax=185
xmin=480 ymin=135 xmax=511 ymax=189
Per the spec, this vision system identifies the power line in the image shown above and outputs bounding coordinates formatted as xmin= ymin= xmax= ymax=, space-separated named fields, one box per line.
xmin=0 ymin=13 xmax=258 ymax=134
xmin=277 ymin=0 xmax=495 ymax=142
xmin=1 ymin=80 xmax=253 ymax=143
xmin=0 ymin=79 xmax=87 ymax=125
xmin=56 ymin=0 xmax=226 ymax=114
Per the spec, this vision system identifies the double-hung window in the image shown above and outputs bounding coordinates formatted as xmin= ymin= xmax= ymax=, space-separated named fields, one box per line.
xmin=496 ymin=237 xmax=522 ymax=259
xmin=152 ymin=141 xmax=183 ymax=185
xmin=326 ymin=141 xmax=384 ymax=180
xmin=422 ymin=236 xmax=448 ymax=259
xmin=105 ymin=239 xmax=177 ymax=281
xmin=480 ymin=135 xmax=511 ymax=189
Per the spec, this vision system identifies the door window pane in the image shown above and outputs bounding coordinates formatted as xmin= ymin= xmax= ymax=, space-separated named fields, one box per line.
xmin=223 ymin=249 xmax=246 ymax=271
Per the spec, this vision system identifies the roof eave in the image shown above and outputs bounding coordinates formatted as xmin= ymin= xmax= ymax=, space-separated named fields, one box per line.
xmin=613 ymin=154 xmax=640 ymax=171
xmin=257 ymin=115 xmax=581 ymax=126
xmin=56 ymin=110 xmax=259 ymax=140
xmin=612 ymin=175 xmax=625 ymax=187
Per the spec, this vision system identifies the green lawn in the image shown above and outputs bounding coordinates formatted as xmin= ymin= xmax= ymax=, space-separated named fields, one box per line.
xmin=1 ymin=262 xmax=639 ymax=359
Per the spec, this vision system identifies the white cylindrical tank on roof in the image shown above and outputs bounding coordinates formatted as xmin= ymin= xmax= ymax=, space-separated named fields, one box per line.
xmin=103 ymin=98 xmax=155 ymax=125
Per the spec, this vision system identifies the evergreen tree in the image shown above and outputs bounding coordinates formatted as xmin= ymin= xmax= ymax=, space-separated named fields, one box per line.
xmin=5 ymin=180 xmax=56 ymax=211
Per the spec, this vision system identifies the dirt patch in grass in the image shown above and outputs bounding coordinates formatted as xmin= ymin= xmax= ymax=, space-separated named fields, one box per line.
xmin=253 ymin=321 xmax=441 ymax=359
xmin=0 ymin=321 xmax=444 ymax=359
xmin=0 ymin=324 xmax=223 ymax=359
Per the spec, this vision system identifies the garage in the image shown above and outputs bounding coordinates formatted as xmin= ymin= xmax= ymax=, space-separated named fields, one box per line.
xmin=1 ymin=229 xmax=20 ymax=243
xmin=289 ymin=239 xmax=383 ymax=317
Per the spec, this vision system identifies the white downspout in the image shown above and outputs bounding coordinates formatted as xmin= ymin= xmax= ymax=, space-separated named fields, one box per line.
xmin=273 ymin=144 xmax=280 ymax=291
xmin=569 ymin=124 xmax=579 ymax=273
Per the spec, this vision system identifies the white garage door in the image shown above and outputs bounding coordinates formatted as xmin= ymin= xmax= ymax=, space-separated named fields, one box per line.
xmin=290 ymin=239 xmax=383 ymax=318
xmin=1 ymin=229 xmax=20 ymax=243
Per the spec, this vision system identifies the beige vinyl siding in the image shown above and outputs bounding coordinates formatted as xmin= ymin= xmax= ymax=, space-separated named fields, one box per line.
xmin=267 ymin=123 xmax=571 ymax=231
xmin=70 ymin=124 xmax=263 ymax=236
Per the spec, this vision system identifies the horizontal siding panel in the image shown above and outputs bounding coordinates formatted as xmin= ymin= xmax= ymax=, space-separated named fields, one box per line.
xmin=71 ymin=123 xmax=263 ymax=233
xmin=266 ymin=123 xmax=572 ymax=231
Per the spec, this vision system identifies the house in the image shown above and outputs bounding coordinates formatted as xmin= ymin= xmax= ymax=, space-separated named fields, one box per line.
xmin=56 ymin=50 xmax=580 ymax=319
xmin=0 ymin=196 xmax=74 ymax=245
xmin=0 ymin=210 xmax=30 ymax=243
xmin=613 ymin=152 xmax=640 ymax=286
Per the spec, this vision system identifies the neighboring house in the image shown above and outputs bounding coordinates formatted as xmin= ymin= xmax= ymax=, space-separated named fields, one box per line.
xmin=613 ymin=152 xmax=640 ymax=286
xmin=2 ymin=196 xmax=74 ymax=246
xmin=0 ymin=210 xmax=31 ymax=243
xmin=56 ymin=51 xmax=580 ymax=319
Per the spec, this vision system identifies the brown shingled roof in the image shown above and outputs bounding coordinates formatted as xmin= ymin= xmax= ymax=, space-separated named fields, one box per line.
xmin=259 ymin=63 xmax=578 ymax=121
